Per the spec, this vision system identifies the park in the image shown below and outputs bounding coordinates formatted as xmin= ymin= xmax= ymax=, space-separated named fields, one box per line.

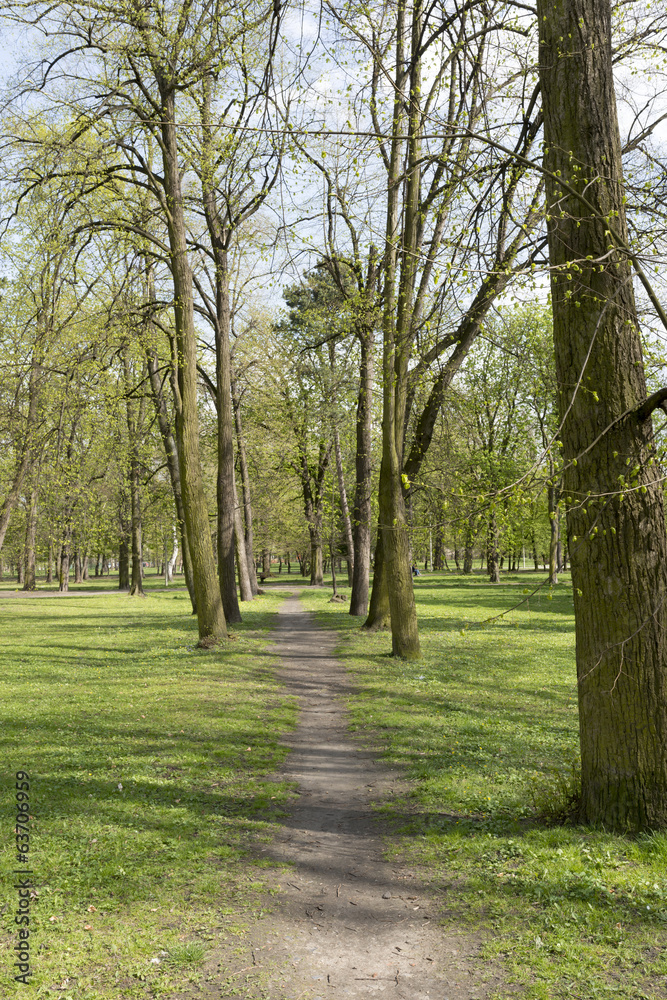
xmin=1 ymin=0 xmax=667 ymax=996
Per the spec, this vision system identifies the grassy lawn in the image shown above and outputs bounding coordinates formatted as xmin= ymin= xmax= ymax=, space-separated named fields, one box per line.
xmin=0 ymin=589 xmax=295 ymax=998
xmin=302 ymin=572 xmax=667 ymax=1000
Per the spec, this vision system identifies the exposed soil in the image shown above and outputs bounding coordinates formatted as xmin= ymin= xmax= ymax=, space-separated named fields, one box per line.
xmin=200 ymin=591 xmax=501 ymax=999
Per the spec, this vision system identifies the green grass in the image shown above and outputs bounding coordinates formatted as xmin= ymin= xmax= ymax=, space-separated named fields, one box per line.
xmin=0 ymin=589 xmax=296 ymax=998
xmin=301 ymin=572 xmax=667 ymax=1000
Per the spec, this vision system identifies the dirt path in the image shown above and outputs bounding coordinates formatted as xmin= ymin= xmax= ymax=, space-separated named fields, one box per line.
xmin=209 ymin=591 xmax=497 ymax=1000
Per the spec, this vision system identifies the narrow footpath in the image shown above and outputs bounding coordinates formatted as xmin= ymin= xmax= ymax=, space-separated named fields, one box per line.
xmin=210 ymin=592 xmax=498 ymax=999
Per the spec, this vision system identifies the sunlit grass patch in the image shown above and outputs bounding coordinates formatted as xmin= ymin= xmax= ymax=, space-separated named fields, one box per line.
xmin=302 ymin=571 xmax=667 ymax=999
xmin=0 ymin=590 xmax=295 ymax=998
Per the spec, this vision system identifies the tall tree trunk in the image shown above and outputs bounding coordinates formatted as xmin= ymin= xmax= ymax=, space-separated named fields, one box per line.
xmin=145 ymin=346 xmax=196 ymax=613
xmin=548 ymin=484 xmax=560 ymax=586
xmin=118 ymin=534 xmax=130 ymax=590
xmin=167 ymin=526 xmax=178 ymax=584
xmin=59 ymin=531 xmax=71 ymax=592
xmin=73 ymin=538 xmax=82 ymax=584
xmin=158 ymin=86 xmax=226 ymax=641
xmin=262 ymin=549 xmax=271 ymax=577
xmin=232 ymin=376 xmax=259 ymax=596
xmin=333 ymin=425 xmax=354 ymax=586
xmin=538 ymin=0 xmax=667 ymax=829
xmin=363 ymin=531 xmax=391 ymax=629
xmin=375 ymin=0 xmax=420 ymax=658
xmin=22 ymin=488 xmax=38 ymax=591
xmin=46 ymin=539 xmax=53 ymax=583
xmin=0 ymin=376 xmax=39 ymax=554
xmin=487 ymin=509 xmax=500 ymax=584
xmin=350 ymin=329 xmax=374 ymax=616
xmin=128 ymin=463 xmax=144 ymax=597
xmin=233 ymin=478 xmax=253 ymax=602
xmin=309 ymin=523 xmax=324 ymax=586
xmin=202 ymin=214 xmax=241 ymax=624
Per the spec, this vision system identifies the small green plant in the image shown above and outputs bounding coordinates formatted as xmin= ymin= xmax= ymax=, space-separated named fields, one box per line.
xmin=529 ymin=753 xmax=581 ymax=823
xmin=165 ymin=941 xmax=206 ymax=966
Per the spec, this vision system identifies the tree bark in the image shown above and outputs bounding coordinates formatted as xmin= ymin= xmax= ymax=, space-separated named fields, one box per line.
xmin=537 ymin=0 xmax=667 ymax=829
xmin=333 ymin=425 xmax=354 ymax=586
xmin=0 ymin=363 xmax=40 ymax=554
xmin=487 ymin=509 xmax=500 ymax=584
xmin=309 ymin=522 xmax=324 ymax=586
xmin=231 ymin=377 xmax=259 ymax=596
xmin=22 ymin=488 xmax=38 ymax=592
xmin=350 ymin=328 xmax=374 ymax=616
xmin=59 ymin=533 xmax=70 ymax=592
xmin=118 ymin=537 xmax=130 ymax=590
xmin=158 ymin=86 xmax=226 ymax=641
xmin=145 ymin=346 xmax=196 ymax=613
xmin=201 ymin=188 xmax=241 ymax=624
xmin=233 ymin=477 xmax=253 ymax=602
xmin=363 ymin=529 xmax=391 ymax=630
xmin=548 ymin=484 xmax=560 ymax=586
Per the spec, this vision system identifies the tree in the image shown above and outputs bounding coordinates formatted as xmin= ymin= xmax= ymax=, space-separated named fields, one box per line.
xmin=537 ymin=0 xmax=667 ymax=829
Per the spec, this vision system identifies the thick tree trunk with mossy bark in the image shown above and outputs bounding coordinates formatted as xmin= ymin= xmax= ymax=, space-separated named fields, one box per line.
xmin=363 ymin=514 xmax=390 ymax=629
xmin=350 ymin=329 xmax=374 ymax=616
xmin=159 ymin=89 xmax=226 ymax=642
xmin=537 ymin=0 xmax=667 ymax=829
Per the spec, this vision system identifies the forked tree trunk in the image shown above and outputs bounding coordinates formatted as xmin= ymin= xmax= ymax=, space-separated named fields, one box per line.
xmin=538 ymin=0 xmax=667 ymax=829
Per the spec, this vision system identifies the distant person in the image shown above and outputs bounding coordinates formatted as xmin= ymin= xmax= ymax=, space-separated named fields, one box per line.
xmin=411 ymin=564 xmax=420 ymax=577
